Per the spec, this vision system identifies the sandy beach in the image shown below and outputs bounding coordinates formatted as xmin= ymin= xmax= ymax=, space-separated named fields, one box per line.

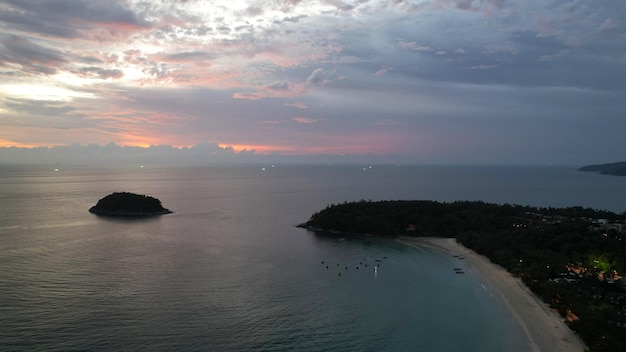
xmin=400 ymin=237 xmax=587 ymax=352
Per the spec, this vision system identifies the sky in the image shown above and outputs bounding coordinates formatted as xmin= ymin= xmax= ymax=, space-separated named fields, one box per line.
xmin=0 ymin=0 xmax=625 ymax=165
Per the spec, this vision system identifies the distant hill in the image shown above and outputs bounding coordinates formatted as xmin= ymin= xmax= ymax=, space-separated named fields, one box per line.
xmin=579 ymin=162 xmax=626 ymax=176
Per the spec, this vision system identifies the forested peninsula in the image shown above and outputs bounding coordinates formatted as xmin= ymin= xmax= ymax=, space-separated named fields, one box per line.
xmin=299 ymin=200 xmax=626 ymax=352
xmin=579 ymin=162 xmax=626 ymax=176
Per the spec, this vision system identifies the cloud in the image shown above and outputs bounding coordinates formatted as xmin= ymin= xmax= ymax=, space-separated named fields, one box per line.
xmin=427 ymin=0 xmax=507 ymax=14
xmin=243 ymin=6 xmax=264 ymax=17
xmin=372 ymin=118 xmax=402 ymax=126
xmin=275 ymin=0 xmax=306 ymax=12
xmin=273 ymin=14 xmax=308 ymax=24
xmin=470 ymin=64 xmax=497 ymax=70
xmin=596 ymin=18 xmax=625 ymax=37
xmin=4 ymin=98 xmax=80 ymax=120
xmin=397 ymin=41 xmax=431 ymax=52
xmin=373 ymin=66 xmax=392 ymax=76
xmin=451 ymin=0 xmax=473 ymax=11
xmin=0 ymin=142 xmax=243 ymax=165
xmin=1 ymin=0 xmax=625 ymax=165
xmin=76 ymin=67 xmax=124 ymax=79
xmin=267 ymin=80 xmax=292 ymax=91
xmin=0 ymin=35 xmax=67 ymax=75
xmin=160 ymin=51 xmax=216 ymax=62
xmin=598 ymin=18 xmax=613 ymax=32
xmin=305 ymin=68 xmax=331 ymax=86
xmin=283 ymin=102 xmax=309 ymax=109
xmin=0 ymin=0 xmax=151 ymax=39
xmin=322 ymin=0 xmax=362 ymax=12
xmin=292 ymin=117 xmax=319 ymax=124
xmin=259 ymin=120 xmax=286 ymax=125
xmin=233 ymin=68 xmax=334 ymax=100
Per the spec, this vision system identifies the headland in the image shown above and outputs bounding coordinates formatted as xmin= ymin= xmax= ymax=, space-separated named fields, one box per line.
xmin=300 ymin=200 xmax=626 ymax=351
xmin=579 ymin=162 xmax=626 ymax=176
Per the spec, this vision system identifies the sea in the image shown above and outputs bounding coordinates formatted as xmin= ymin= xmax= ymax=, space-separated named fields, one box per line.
xmin=1 ymin=164 xmax=624 ymax=351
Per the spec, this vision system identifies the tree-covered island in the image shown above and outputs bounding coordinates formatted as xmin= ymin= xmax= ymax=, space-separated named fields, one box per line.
xmin=89 ymin=192 xmax=172 ymax=217
xmin=299 ymin=200 xmax=626 ymax=352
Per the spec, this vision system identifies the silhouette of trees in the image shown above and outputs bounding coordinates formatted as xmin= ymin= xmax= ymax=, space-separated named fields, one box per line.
xmin=89 ymin=192 xmax=171 ymax=216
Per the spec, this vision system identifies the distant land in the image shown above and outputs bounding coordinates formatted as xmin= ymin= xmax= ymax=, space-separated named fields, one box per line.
xmin=579 ymin=162 xmax=626 ymax=176
xmin=89 ymin=192 xmax=172 ymax=217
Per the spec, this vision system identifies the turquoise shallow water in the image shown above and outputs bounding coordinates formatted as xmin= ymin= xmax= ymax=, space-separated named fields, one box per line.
xmin=1 ymin=165 xmax=624 ymax=351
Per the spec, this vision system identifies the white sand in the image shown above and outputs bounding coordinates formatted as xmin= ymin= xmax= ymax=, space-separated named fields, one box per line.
xmin=400 ymin=237 xmax=587 ymax=352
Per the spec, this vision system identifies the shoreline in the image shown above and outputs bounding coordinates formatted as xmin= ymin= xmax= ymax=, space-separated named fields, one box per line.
xmin=399 ymin=237 xmax=587 ymax=352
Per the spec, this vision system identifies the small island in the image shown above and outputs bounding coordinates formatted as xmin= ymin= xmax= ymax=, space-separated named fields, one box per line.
xmin=579 ymin=161 xmax=626 ymax=176
xmin=89 ymin=192 xmax=172 ymax=217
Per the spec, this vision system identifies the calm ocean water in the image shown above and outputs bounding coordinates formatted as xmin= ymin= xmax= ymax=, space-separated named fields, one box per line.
xmin=1 ymin=164 xmax=624 ymax=351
